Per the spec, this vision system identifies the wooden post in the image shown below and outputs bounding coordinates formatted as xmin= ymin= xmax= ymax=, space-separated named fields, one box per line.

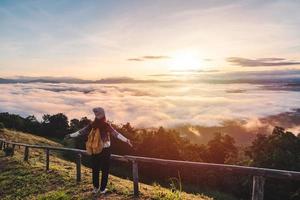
xmin=11 ymin=144 xmax=15 ymax=156
xmin=24 ymin=146 xmax=29 ymax=161
xmin=0 ymin=141 xmax=3 ymax=150
xmin=46 ymin=149 xmax=50 ymax=171
xmin=76 ymin=153 xmax=81 ymax=182
xmin=252 ymin=176 xmax=265 ymax=200
xmin=132 ymin=160 xmax=139 ymax=197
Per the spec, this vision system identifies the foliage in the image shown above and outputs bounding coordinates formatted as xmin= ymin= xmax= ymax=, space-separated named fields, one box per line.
xmin=152 ymin=176 xmax=182 ymax=200
xmin=246 ymin=126 xmax=300 ymax=170
xmin=41 ymin=113 xmax=69 ymax=138
xmin=3 ymin=146 xmax=13 ymax=156
xmin=0 ymin=122 xmax=5 ymax=130
xmin=0 ymin=112 xmax=25 ymax=131
xmin=0 ymin=112 xmax=90 ymax=139
xmin=206 ymin=132 xmax=238 ymax=164
xmin=245 ymin=126 xmax=300 ymax=200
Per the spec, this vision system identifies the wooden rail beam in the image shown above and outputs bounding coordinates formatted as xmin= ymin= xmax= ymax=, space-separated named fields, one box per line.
xmin=125 ymin=155 xmax=300 ymax=181
xmin=252 ymin=176 xmax=265 ymax=200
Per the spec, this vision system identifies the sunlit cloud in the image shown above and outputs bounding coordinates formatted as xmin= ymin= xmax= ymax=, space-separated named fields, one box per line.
xmin=1 ymin=82 xmax=300 ymax=129
xmin=127 ymin=55 xmax=170 ymax=62
xmin=227 ymin=57 xmax=300 ymax=67
xmin=127 ymin=58 xmax=143 ymax=61
xmin=142 ymin=56 xmax=170 ymax=59
xmin=170 ymin=69 xmax=220 ymax=73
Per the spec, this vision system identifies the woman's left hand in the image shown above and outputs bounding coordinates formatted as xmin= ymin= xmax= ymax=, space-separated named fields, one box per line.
xmin=64 ymin=134 xmax=71 ymax=140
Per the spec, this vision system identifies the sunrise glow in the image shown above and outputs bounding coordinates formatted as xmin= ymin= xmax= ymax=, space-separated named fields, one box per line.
xmin=168 ymin=51 xmax=203 ymax=71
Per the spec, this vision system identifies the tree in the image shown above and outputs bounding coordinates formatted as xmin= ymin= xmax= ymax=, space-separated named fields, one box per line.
xmin=0 ymin=112 xmax=25 ymax=130
xmin=135 ymin=127 xmax=182 ymax=159
xmin=41 ymin=113 xmax=69 ymax=138
xmin=79 ymin=117 xmax=91 ymax=128
xmin=245 ymin=126 xmax=300 ymax=200
xmin=246 ymin=126 xmax=300 ymax=170
xmin=70 ymin=118 xmax=80 ymax=132
xmin=181 ymin=143 xmax=206 ymax=162
xmin=24 ymin=115 xmax=40 ymax=134
xmin=206 ymin=133 xmax=238 ymax=164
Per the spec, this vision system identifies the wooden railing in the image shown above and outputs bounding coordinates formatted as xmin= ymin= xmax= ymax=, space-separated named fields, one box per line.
xmin=0 ymin=138 xmax=299 ymax=200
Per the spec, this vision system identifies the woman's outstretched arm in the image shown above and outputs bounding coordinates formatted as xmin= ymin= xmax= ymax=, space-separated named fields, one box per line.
xmin=66 ymin=124 xmax=92 ymax=139
xmin=108 ymin=124 xmax=133 ymax=147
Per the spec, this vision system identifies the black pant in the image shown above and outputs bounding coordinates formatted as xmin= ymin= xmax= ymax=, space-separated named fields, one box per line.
xmin=91 ymin=147 xmax=111 ymax=190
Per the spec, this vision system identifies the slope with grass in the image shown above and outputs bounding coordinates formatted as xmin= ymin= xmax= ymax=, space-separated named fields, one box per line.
xmin=0 ymin=129 xmax=215 ymax=200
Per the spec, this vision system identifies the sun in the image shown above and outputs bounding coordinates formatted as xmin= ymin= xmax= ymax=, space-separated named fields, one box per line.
xmin=168 ymin=51 xmax=202 ymax=71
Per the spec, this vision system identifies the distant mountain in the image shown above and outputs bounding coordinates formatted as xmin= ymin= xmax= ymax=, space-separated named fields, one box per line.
xmin=10 ymin=76 xmax=90 ymax=84
xmin=2 ymin=72 xmax=300 ymax=86
xmin=0 ymin=78 xmax=17 ymax=83
xmin=0 ymin=76 xmax=161 ymax=84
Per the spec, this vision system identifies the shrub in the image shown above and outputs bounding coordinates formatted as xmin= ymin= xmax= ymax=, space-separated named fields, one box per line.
xmin=4 ymin=146 xmax=13 ymax=156
xmin=0 ymin=122 xmax=4 ymax=130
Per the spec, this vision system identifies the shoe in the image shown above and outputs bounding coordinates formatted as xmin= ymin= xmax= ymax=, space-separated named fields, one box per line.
xmin=100 ymin=188 xmax=108 ymax=194
xmin=92 ymin=187 xmax=100 ymax=194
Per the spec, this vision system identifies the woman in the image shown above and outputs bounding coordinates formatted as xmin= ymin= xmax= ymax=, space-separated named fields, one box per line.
xmin=65 ymin=107 xmax=132 ymax=194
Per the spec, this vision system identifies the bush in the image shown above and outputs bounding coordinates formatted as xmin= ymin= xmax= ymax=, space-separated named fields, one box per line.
xmin=0 ymin=122 xmax=4 ymax=130
xmin=4 ymin=146 xmax=13 ymax=156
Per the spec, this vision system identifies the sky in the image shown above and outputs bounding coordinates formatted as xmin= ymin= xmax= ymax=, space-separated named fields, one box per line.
xmin=1 ymin=0 xmax=300 ymax=79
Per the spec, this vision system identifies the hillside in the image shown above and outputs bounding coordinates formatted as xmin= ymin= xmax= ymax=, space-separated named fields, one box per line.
xmin=0 ymin=129 xmax=215 ymax=200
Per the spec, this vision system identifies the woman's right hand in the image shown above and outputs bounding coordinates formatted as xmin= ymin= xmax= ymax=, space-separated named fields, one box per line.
xmin=127 ymin=139 xmax=133 ymax=147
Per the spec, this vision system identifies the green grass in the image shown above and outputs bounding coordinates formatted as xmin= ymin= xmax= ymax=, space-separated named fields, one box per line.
xmin=37 ymin=191 xmax=71 ymax=200
xmin=0 ymin=129 xmax=235 ymax=200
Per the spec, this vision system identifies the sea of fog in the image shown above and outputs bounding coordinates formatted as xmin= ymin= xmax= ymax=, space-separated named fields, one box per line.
xmin=1 ymin=82 xmax=300 ymax=128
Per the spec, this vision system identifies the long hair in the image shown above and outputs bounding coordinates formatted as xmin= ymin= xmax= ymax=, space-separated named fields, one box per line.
xmin=91 ymin=117 xmax=109 ymax=141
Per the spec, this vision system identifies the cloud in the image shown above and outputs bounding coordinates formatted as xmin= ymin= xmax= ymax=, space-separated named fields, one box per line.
xmin=227 ymin=57 xmax=300 ymax=67
xmin=127 ymin=55 xmax=170 ymax=61
xmin=1 ymin=82 xmax=300 ymax=131
xmin=127 ymin=58 xmax=143 ymax=61
xmin=142 ymin=56 xmax=170 ymax=59
xmin=260 ymin=108 xmax=300 ymax=129
xmin=170 ymin=69 xmax=220 ymax=73
xmin=149 ymin=69 xmax=220 ymax=77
